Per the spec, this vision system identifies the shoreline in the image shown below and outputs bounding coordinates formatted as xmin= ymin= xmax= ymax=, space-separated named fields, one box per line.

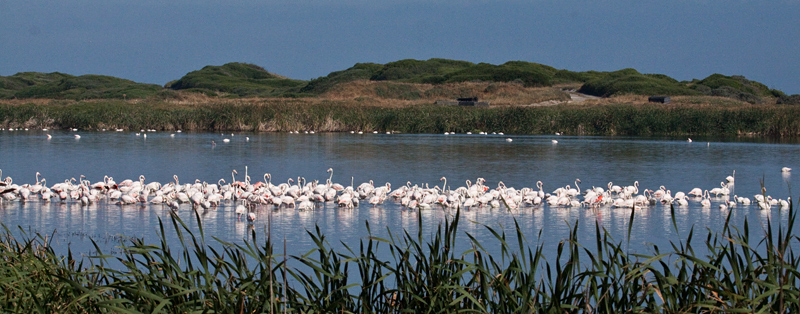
xmin=2 ymin=97 xmax=800 ymax=136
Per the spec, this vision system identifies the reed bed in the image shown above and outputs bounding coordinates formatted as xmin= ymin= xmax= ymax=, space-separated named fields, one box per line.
xmin=2 ymin=97 xmax=800 ymax=136
xmin=0 ymin=198 xmax=798 ymax=313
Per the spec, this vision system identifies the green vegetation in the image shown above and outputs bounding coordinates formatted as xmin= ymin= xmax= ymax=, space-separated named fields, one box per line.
xmin=0 ymin=72 xmax=71 ymax=98
xmin=779 ymin=94 xmax=800 ymax=105
xmin=687 ymin=74 xmax=787 ymax=104
xmin=0 ymin=72 xmax=162 ymax=100
xmin=3 ymin=100 xmax=800 ymax=136
xmin=370 ymin=58 xmax=475 ymax=83
xmin=300 ymin=62 xmax=384 ymax=94
xmin=579 ymin=68 xmax=700 ymax=97
xmin=442 ymin=61 xmax=556 ymax=87
xmin=692 ymin=73 xmax=773 ymax=96
xmin=1 ymin=199 xmax=798 ymax=312
xmin=577 ymin=69 xmax=794 ymax=105
xmin=369 ymin=59 xmax=593 ymax=87
xmin=165 ymin=62 xmax=308 ymax=98
xmin=2 ymin=58 xmax=797 ymax=105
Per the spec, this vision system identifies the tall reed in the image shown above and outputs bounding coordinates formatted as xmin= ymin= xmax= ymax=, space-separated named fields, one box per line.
xmin=3 ymin=100 xmax=800 ymax=136
xmin=0 ymin=201 xmax=798 ymax=312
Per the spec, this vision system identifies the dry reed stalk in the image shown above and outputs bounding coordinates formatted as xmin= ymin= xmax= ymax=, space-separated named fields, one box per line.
xmin=318 ymin=80 xmax=571 ymax=106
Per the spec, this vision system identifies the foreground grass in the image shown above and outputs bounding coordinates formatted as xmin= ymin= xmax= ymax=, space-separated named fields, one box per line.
xmin=1 ymin=201 xmax=798 ymax=313
xmin=2 ymin=95 xmax=800 ymax=136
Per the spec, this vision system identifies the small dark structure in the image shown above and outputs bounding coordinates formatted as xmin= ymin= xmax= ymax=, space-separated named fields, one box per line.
xmin=435 ymin=97 xmax=489 ymax=107
xmin=648 ymin=96 xmax=670 ymax=104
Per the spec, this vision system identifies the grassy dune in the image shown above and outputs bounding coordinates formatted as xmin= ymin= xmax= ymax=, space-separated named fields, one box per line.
xmin=2 ymin=60 xmax=799 ymax=137
xmin=3 ymin=59 xmax=797 ymax=104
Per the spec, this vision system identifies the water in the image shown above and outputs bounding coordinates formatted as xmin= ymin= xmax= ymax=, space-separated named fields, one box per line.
xmin=1 ymin=130 xmax=798 ymax=261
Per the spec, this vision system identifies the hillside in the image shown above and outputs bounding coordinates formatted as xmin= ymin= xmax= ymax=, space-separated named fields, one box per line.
xmin=164 ymin=62 xmax=307 ymax=98
xmin=2 ymin=59 xmax=797 ymax=105
xmin=0 ymin=72 xmax=161 ymax=100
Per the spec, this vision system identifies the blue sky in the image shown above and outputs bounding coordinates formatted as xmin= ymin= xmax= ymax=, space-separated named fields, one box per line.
xmin=2 ymin=0 xmax=798 ymax=94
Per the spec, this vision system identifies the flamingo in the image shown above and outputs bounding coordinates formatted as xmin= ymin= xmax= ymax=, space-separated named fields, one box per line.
xmin=233 ymin=201 xmax=248 ymax=220
xmin=0 ymin=170 xmax=11 ymax=189
xmin=31 ymin=173 xmax=45 ymax=194
xmin=660 ymin=190 xmax=674 ymax=204
xmin=701 ymin=190 xmax=711 ymax=208
xmin=608 ymin=182 xmax=622 ymax=195
xmin=710 ymin=182 xmax=729 ymax=196
xmin=734 ymin=195 xmax=751 ymax=205
xmin=653 ymin=186 xmax=666 ymax=199
xmin=298 ymin=197 xmax=315 ymax=210
xmin=369 ymin=190 xmax=386 ymax=207
xmin=150 ymin=194 xmax=165 ymax=204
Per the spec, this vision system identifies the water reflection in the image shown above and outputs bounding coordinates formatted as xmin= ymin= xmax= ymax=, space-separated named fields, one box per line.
xmin=1 ymin=132 xmax=799 ymax=260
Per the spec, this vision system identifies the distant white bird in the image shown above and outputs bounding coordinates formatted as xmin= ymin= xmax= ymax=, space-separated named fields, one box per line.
xmin=46 ymin=134 xmax=52 ymax=140
xmin=74 ymin=134 xmax=80 ymax=139
xmin=551 ymin=140 xmax=558 ymax=144
xmin=506 ymin=138 xmax=513 ymax=142
xmin=782 ymin=167 xmax=792 ymax=172
xmin=222 ymin=138 xmax=230 ymax=143
xmin=235 ymin=203 xmax=246 ymax=220
xmin=687 ymin=138 xmax=692 ymax=142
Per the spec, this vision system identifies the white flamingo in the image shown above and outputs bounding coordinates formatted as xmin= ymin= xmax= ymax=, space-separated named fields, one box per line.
xmin=700 ymin=190 xmax=711 ymax=208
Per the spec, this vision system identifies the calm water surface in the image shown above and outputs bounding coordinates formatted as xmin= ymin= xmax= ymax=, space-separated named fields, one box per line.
xmin=1 ymin=130 xmax=798 ymax=260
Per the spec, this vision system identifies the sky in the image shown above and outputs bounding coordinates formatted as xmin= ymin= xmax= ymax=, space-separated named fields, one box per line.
xmin=1 ymin=0 xmax=799 ymax=94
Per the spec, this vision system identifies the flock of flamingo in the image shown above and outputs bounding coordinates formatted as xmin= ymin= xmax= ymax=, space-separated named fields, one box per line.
xmin=0 ymin=168 xmax=793 ymax=224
